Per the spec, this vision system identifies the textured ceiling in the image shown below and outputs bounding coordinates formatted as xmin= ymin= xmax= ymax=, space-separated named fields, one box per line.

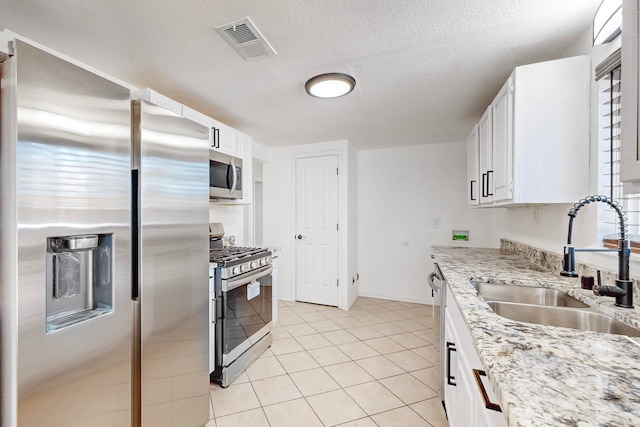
xmin=2 ymin=0 xmax=600 ymax=149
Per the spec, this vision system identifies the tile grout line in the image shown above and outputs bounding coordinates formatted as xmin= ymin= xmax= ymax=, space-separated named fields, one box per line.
xmin=211 ymin=297 xmax=443 ymax=426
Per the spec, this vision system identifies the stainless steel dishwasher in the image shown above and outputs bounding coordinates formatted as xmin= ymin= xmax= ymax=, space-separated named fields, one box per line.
xmin=429 ymin=259 xmax=447 ymax=409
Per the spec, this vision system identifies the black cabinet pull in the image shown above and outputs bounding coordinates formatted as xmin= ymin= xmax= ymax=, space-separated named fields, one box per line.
xmin=481 ymin=173 xmax=487 ymax=198
xmin=214 ymin=128 xmax=220 ymax=148
xmin=487 ymin=170 xmax=494 ymax=196
xmin=470 ymin=180 xmax=476 ymax=201
xmin=446 ymin=341 xmax=457 ymax=386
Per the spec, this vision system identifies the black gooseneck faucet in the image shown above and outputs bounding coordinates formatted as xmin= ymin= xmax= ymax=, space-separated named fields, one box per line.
xmin=561 ymin=195 xmax=633 ymax=308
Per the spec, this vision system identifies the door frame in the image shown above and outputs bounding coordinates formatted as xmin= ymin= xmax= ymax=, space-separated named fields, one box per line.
xmin=290 ymin=149 xmax=348 ymax=309
xmin=252 ymin=176 xmax=263 ymax=247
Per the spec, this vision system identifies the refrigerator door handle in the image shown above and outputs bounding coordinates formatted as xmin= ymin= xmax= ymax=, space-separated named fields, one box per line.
xmin=211 ymin=298 xmax=216 ymax=324
xmin=132 ymin=169 xmax=140 ymax=301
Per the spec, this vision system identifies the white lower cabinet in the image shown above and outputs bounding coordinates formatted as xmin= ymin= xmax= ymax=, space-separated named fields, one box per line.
xmin=443 ymin=317 xmax=458 ymax=426
xmin=444 ymin=283 xmax=507 ymax=427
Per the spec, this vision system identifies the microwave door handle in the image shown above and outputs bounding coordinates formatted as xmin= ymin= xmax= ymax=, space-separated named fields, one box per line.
xmin=230 ymin=158 xmax=237 ymax=194
xmin=226 ymin=162 xmax=233 ymax=190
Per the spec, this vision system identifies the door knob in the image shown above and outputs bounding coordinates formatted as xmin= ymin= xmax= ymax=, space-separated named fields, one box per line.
xmin=296 ymin=234 xmax=305 ymax=240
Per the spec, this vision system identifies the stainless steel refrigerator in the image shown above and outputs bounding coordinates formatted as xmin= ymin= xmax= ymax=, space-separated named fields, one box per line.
xmin=0 ymin=40 xmax=210 ymax=427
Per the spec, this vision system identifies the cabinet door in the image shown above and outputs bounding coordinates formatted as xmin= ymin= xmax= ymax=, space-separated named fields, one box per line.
xmin=212 ymin=120 xmax=238 ymax=156
xmin=467 ymin=125 xmax=480 ymax=206
xmin=622 ymin=0 xmax=640 ymax=184
xmin=492 ymin=77 xmax=514 ymax=202
xmin=445 ymin=282 xmax=508 ymax=427
xmin=443 ymin=311 xmax=458 ymax=426
xmin=478 ymin=106 xmax=493 ymax=204
xmin=455 ymin=350 xmax=476 ymax=427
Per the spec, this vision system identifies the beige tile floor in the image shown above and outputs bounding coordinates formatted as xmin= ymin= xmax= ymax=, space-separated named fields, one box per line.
xmin=207 ymin=297 xmax=447 ymax=427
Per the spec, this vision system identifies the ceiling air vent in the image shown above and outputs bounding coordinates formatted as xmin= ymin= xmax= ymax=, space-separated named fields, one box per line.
xmin=215 ymin=17 xmax=276 ymax=61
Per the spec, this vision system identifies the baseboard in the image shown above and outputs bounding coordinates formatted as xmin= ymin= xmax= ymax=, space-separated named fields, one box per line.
xmin=357 ymin=290 xmax=438 ymax=306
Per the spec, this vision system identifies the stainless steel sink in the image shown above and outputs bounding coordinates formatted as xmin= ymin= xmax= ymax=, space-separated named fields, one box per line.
xmin=486 ymin=301 xmax=640 ymax=337
xmin=473 ymin=282 xmax=589 ymax=308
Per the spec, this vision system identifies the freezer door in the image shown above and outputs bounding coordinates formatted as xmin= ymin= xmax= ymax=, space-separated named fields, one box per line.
xmin=134 ymin=99 xmax=210 ymax=426
xmin=2 ymin=40 xmax=133 ymax=426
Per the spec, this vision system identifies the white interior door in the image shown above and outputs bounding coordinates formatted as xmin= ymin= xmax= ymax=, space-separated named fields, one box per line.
xmin=295 ymin=155 xmax=339 ymax=306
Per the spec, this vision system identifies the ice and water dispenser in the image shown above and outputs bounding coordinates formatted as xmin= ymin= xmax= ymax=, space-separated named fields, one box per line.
xmin=45 ymin=234 xmax=114 ymax=332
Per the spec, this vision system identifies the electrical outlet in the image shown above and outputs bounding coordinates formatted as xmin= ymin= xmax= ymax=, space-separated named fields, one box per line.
xmin=533 ymin=208 xmax=539 ymax=224
xmin=432 ymin=218 xmax=441 ymax=228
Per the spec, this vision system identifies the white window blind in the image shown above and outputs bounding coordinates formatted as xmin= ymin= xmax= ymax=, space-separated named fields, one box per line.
xmin=596 ymin=49 xmax=640 ymax=252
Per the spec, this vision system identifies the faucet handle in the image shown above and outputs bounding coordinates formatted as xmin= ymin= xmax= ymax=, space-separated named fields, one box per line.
xmin=592 ymin=270 xmax=602 ymax=296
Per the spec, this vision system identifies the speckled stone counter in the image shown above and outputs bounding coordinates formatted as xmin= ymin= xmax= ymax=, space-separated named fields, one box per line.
xmin=432 ymin=245 xmax=640 ymax=427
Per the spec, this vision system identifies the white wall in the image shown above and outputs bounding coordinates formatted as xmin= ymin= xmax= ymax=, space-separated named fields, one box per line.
xmin=357 ymin=141 xmax=499 ymax=304
xmin=347 ymin=142 xmax=359 ymax=307
xmin=263 ymin=160 xmax=291 ymax=297
xmin=209 ymin=203 xmax=247 ymax=245
xmin=263 ymin=140 xmax=357 ymax=309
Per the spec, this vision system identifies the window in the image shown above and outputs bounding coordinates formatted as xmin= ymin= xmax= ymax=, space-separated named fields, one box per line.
xmin=596 ymin=49 xmax=640 ymax=253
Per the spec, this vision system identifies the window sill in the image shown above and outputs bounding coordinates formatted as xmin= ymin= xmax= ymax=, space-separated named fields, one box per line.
xmin=603 ymin=238 xmax=640 ymax=255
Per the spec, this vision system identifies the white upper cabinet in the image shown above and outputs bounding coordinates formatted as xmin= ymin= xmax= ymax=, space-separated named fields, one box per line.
xmin=182 ymin=107 xmax=239 ymax=157
xmin=466 ymin=125 xmax=480 ymax=206
xmin=622 ymin=0 xmax=640 ymax=190
xmin=491 ymin=77 xmax=514 ymax=203
xmin=470 ymin=55 xmax=590 ymax=206
xmin=211 ymin=120 xmax=238 ymax=157
xmin=478 ymin=106 xmax=493 ymax=205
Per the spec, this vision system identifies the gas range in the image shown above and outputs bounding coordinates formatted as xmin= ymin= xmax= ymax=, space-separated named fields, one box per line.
xmin=209 ymin=246 xmax=272 ymax=280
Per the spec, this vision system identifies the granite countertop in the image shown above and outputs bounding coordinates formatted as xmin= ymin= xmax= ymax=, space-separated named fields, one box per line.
xmin=432 ymin=246 xmax=640 ymax=427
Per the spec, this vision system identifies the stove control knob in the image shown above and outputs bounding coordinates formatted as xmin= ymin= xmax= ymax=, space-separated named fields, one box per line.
xmin=232 ymin=267 xmax=240 ymax=275
xmin=265 ymin=257 xmax=271 ymax=265
xmin=240 ymin=264 xmax=248 ymax=273
xmin=259 ymin=258 xmax=266 ymax=266
xmin=250 ymin=261 xmax=257 ymax=269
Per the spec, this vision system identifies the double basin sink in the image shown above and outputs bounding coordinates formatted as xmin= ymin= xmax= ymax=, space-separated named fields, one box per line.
xmin=473 ymin=281 xmax=640 ymax=337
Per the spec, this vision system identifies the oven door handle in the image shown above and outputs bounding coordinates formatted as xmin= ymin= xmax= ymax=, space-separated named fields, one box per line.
xmin=223 ymin=265 xmax=273 ymax=292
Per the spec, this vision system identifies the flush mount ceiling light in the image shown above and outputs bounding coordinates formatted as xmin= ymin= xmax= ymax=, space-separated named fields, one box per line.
xmin=305 ymin=73 xmax=356 ymax=98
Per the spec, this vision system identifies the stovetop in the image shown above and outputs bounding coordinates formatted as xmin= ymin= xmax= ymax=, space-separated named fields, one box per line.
xmin=209 ymin=246 xmax=269 ymax=264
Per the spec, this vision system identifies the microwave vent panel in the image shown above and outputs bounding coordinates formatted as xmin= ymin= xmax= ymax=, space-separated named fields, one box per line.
xmin=215 ymin=17 xmax=277 ymax=61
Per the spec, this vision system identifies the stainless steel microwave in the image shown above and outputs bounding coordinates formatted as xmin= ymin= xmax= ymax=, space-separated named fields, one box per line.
xmin=209 ymin=150 xmax=243 ymax=199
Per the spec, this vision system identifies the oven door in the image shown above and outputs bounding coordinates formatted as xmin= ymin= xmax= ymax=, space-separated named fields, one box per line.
xmin=219 ymin=265 xmax=273 ymax=366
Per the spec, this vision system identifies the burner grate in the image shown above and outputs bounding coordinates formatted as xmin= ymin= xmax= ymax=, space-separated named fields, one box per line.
xmin=210 ymin=247 xmax=268 ymax=263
